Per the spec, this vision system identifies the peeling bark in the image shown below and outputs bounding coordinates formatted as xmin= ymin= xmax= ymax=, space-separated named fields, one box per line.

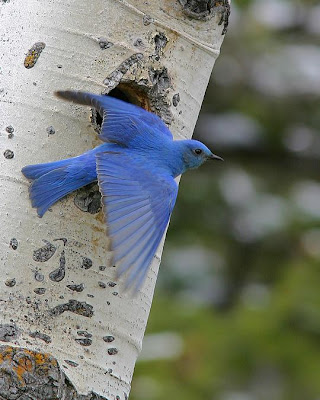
xmin=0 ymin=0 xmax=227 ymax=398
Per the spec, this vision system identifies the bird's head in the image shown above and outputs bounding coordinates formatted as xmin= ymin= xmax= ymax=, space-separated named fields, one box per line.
xmin=181 ymin=140 xmax=223 ymax=170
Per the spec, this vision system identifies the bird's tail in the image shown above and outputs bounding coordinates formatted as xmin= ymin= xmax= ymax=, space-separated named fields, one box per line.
xmin=22 ymin=153 xmax=97 ymax=217
xmin=22 ymin=158 xmax=73 ymax=180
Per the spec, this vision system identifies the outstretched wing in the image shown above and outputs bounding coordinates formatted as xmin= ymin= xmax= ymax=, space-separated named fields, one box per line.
xmin=55 ymin=90 xmax=173 ymax=146
xmin=96 ymin=151 xmax=178 ymax=292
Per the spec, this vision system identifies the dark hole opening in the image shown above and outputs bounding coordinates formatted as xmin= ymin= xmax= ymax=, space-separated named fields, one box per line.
xmin=108 ymin=87 xmax=131 ymax=103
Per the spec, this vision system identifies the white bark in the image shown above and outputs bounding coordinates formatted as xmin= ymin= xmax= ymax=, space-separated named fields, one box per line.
xmin=0 ymin=0 xmax=227 ymax=398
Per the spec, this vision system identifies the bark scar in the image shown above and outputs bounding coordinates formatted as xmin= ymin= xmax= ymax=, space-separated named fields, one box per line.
xmin=24 ymin=42 xmax=46 ymax=68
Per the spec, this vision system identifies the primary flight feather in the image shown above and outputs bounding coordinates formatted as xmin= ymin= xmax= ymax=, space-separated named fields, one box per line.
xmin=22 ymin=91 xmax=222 ymax=291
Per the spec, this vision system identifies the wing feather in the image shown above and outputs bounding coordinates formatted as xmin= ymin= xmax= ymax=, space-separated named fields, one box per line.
xmin=96 ymin=151 xmax=178 ymax=291
xmin=55 ymin=90 xmax=173 ymax=146
xmin=108 ymin=202 xmax=151 ymax=223
xmin=122 ymin=219 xmax=169 ymax=291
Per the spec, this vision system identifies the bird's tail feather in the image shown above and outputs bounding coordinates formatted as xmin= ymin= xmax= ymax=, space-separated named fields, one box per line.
xmin=22 ymin=159 xmax=73 ymax=180
xmin=22 ymin=157 xmax=97 ymax=217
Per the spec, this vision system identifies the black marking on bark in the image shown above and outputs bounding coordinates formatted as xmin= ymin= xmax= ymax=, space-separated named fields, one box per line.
xmin=216 ymin=0 xmax=231 ymax=34
xmin=67 ymin=283 xmax=84 ymax=292
xmin=107 ymin=281 xmax=116 ymax=288
xmin=154 ymin=33 xmax=168 ymax=56
xmin=99 ymin=265 xmax=106 ymax=271
xmin=98 ymin=38 xmax=114 ymax=49
xmin=49 ymin=250 xmax=66 ymax=282
xmin=103 ymin=336 xmax=114 ymax=343
xmin=54 ymin=237 xmax=68 ymax=246
xmin=29 ymin=331 xmax=52 ymax=343
xmin=3 ymin=149 xmax=14 ymax=159
xmin=107 ymin=348 xmax=118 ymax=355
xmin=74 ymin=183 xmax=101 ymax=214
xmin=147 ymin=67 xmax=173 ymax=124
xmin=64 ymin=360 xmax=79 ymax=367
xmin=149 ymin=67 xmax=171 ymax=91
xmin=24 ymin=42 xmax=46 ymax=68
xmin=98 ymin=281 xmax=106 ymax=288
xmin=5 ymin=278 xmax=16 ymax=287
xmin=133 ymin=38 xmax=144 ymax=47
xmin=75 ymin=338 xmax=92 ymax=346
xmin=102 ymin=53 xmax=143 ymax=92
xmin=33 ymin=240 xmax=56 ymax=262
xmin=179 ymin=0 xmax=214 ymax=16
xmin=6 ymin=125 xmax=14 ymax=133
xmin=50 ymin=300 xmax=94 ymax=317
xmin=143 ymin=15 xmax=153 ymax=25
xmin=173 ymin=93 xmax=180 ymax=107
xmin=82 ymin=257 xmax=93 ymax=269
xmin=0 ymin=324 xmax=19 ymax=342
xmin=34 ymin=287 xmax=46 ymax=295
xmin=77 ymin=331 xmax=92 ymax=338
xmin=34 ymin=271 xmax=44 ymax=282
xmin=9 ymin=238 xmax=18 ymax=250
xmin=178 ymin=0 xmax=230 ymax=34
xmin=46 ymin=125 xmax=55 ymax=135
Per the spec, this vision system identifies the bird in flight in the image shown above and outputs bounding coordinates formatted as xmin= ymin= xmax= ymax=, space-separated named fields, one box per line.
xmin=22 ymin=91 xmax=223 ymax=291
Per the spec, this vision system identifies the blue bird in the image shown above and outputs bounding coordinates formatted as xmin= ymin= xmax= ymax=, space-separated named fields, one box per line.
xmin=22 ymin=91 xmax=223 ymax=291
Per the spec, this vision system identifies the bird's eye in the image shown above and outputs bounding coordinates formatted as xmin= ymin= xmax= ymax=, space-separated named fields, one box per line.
xmin=194 ymin=149 xmax=203 ymax=155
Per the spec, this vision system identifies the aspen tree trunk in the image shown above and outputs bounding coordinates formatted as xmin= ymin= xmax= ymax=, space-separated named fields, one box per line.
xmin=0 ymin=1 xmax=229 ymax=398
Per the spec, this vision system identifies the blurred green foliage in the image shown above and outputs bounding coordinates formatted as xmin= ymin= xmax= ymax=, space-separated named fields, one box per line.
xmin=131 ymin=1 xmax=320 ymax=399
xmin=135 ymin=262 xmax=320 ymax=400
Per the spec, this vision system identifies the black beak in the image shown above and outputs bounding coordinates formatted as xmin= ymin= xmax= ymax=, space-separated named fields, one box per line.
xmin=209 ymin=153 xmax=224 ymax=161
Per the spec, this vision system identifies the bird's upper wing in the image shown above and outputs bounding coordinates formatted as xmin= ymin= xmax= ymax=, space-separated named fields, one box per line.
xmin=55 ymin=90 xmax=173 ymax=146
xmin=96 ymin=151 xmax=178 ymax=292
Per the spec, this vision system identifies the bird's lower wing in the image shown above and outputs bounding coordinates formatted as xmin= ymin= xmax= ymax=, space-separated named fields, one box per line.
xmin=96 ymin=151 xmax=178 ymax=292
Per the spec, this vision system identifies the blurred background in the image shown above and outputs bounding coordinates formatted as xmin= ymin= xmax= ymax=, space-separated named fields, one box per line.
xmin=131 ymin=1 xmax=320 ymax=399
